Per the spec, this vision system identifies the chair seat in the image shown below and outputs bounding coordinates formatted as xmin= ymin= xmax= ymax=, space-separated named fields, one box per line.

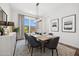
xmin=31 ymin=42 xmax=41 ymax=47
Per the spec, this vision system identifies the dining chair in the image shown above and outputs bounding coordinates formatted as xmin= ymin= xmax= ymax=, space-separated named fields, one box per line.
xmin=44 ymin=37 xmax=59 ymax=56
xmin=24 ymin=33 xmax=29 ymax=44
xmin=24 ymin=33 xmax=30 ymax=48
xmin=35 ymin=32 xmax=39 ymax=35
xmin=35 ymin=32 xmax=37 ymax=34
xmin=43 ymin=32 xmax=46 ymax=34
xmin=49 ymin=33 xmax=53 ymax=35
xmin=28 ymin=36 xmax=42 ymax=56
xmin=24 ymin=33 xmax=28 ymax=40
xmin=39 ymin=33 xmax=42 ymax=35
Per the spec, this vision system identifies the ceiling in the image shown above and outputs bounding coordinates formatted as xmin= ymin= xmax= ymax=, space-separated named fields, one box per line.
xmin=10 ymin=3 xmax=40 ymax=16
xmin=10 ymin=3 xmax=60 ymax=17
xmin=10 ymin=3 xmax=79 ymax=18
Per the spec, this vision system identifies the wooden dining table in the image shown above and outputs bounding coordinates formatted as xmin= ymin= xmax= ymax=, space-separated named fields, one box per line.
xmin=32 ymin=34 xmax=57 ymax=53
xmin=32 ymin=35 xmax=54 ymax=41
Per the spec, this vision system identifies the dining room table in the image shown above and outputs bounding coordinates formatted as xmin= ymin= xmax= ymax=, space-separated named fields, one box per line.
xmin=32 ymin=34 xmax=58 ymax=53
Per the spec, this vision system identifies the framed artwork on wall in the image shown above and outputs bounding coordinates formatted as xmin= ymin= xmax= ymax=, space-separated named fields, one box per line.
xmin=51 ymin=18 xmax=59 ymax=32
xmin=0 ymin=7 xmax=7 ymax=22
xmin=62 ymin=14 xmax=76 ymax=33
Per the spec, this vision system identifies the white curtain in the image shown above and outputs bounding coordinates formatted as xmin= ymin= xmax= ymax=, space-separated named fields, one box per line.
xmin=18 ymin=14 xmax=24 ymax=39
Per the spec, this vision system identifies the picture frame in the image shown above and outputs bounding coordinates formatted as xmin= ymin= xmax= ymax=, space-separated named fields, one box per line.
xmin=62 ymin=14 xmax=76 ymax=33
xmin=50 ymin=18 xmax=59 ymax=32
xmin=0 ymin=7 xmax=7 ymax=22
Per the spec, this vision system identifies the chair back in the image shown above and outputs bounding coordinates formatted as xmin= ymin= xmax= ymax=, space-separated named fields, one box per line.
xmin=49 ymin=33 xmax=53 ymax=35
xmin=39 ymin=33 xmax=42 ymax=35
xmin=47 ymin=37 xmax=59 ymax=49
xmin=43 ymin=32 xmax=46 ymax=34
xmin=24 ymin=33 xmax=28 ymax=40
xmin=35 ymin=32 xmax=39 ymax=34
xmin=28 ymin=36 xmax=39 ymax=47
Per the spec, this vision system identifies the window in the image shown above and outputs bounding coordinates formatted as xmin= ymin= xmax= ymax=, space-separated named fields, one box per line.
xmin=24 ymin=16 xmax=37 ymax=33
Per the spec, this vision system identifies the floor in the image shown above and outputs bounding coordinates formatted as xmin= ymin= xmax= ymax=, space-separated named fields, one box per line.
xmin=14 ymin=39 xmax=76 ymax=56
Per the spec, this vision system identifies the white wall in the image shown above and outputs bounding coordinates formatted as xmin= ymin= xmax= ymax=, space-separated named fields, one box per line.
xmin=43 ymin=3 xmax=79 ymax=48
xmin=11 ymin=9 xmax=19 ymax=27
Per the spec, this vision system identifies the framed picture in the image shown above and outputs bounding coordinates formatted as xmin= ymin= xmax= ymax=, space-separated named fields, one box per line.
xmin=51 ymin=18 xmax=59 ymax=32
xmin=62 ymin=14 xmax=76 ymax=32
xmin=0 ymin=7 xmax=7 ymax=22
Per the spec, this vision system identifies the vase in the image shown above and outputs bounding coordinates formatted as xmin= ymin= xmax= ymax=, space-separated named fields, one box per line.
xmin=1 ymin=31 xmax=4 ymax=35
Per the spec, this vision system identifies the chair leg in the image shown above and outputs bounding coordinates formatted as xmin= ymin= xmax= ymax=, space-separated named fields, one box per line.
xmin=40 ymin=47 xmax=42 ymax=53
xmin=27 ymin=43 xmax=29 ymax=48
xmin=28 ymin=46 xmax=31 ymax=53
xmin=52 ymin=49 xmax=53 ymax=56
xmin=56 ymin=48 xmax=58 ymax=56
xmin=43 ymin=47 xmax=45 ymax=53
xmin=31 ymin=47 xmax=33 ymax=56
xmin=25 ymin=40 xmax=27 ymax=45
xmin=27 ymin=44 xmax=30 ymax=53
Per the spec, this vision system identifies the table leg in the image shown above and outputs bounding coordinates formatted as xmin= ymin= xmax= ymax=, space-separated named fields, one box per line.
xmin=41 ymin=41 xmax=45 ymax=53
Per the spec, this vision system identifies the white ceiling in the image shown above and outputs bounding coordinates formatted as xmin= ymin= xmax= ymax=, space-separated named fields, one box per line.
xmin=10 ymin=3 xmax=39 ymax=16
xmin=10 ymin=3 xmax=60 ymax=17
xmin=10 ymin=3 xmax=79 ymax=18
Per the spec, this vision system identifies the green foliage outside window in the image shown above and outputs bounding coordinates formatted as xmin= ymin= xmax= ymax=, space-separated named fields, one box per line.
xmin=24 ymin=26 xmax=28 ymax=33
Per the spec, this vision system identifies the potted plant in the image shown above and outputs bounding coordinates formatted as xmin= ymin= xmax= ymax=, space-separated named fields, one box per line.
xmin=13 ymin=27 xmax=19 ymax=33
xmin=0 ymin=26 xmax=4 ymax=35
xmin=13 ymin=27 xmax=20 ymax=40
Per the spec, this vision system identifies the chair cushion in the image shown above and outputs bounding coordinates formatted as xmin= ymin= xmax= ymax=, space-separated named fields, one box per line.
xmin=28 ymin=36 xmax=41 ymax=47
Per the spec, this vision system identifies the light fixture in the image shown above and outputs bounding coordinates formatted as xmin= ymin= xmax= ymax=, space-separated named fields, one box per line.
xmin=36 ymin=3 xmax=42 ymax=22
xmin=36 ymin=3 xmax=39 ymax=19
